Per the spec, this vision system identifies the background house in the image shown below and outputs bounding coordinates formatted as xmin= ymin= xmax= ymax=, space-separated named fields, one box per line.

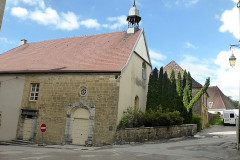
xmin=163 ymin=60 xmax=208 ymax=127
xmin=0 ymin=3 xmax=152 ymax=146
xmin=207 ymin=86 xmax=235 ymax=115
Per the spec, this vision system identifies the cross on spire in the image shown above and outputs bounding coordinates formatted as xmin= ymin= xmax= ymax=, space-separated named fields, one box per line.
xmin=133 ymin=0 xmax=136 ymax=7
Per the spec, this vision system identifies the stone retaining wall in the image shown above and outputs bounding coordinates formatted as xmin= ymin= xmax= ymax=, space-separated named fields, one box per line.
xmin=115 ymin=124 xmax=197 ymax=144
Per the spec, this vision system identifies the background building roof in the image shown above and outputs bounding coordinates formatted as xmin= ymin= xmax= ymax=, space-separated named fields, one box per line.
xmin=207 ymin=86 xmax=235 ymax=110
xmin=163 ymin=60 xmax=202 ymax=88
xmin=0 ymin=30 xmax=142 ymax=73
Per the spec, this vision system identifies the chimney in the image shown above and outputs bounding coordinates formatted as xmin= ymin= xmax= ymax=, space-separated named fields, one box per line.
xmin=21 ymin=39 xmax=27 ymax=45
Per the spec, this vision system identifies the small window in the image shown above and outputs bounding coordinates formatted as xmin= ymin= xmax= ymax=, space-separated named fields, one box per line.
xmin=230 ymin=113 xmax=234 ymax=118
xmin=142 ymin=62 xmax=147 ymax=80
xmin=29 ymin=83 xmax=40 ymax=101
xmin=80 ymin=88 xmax=87 ymax=96
xmin=134 ymin=96 xmax=139 ymax=111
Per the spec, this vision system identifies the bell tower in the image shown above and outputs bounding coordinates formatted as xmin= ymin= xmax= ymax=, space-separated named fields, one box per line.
xmin=127 ymin=0 xmax=141 ymax=34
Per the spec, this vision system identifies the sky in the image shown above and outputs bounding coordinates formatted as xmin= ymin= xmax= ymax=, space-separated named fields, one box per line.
xmin=1 ymin=0 xmax=240 ymax=100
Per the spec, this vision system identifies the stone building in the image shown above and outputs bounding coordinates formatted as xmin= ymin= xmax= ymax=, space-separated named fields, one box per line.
xmin=207 ymin=86 xmax=235 ymax=115
xmin=0 ymin=2 xmax=152 ymax=146
xmin=0 ymin=0 xmax=6 ymax=31
xmin=163 ymin=61 xmax=208 ymax=128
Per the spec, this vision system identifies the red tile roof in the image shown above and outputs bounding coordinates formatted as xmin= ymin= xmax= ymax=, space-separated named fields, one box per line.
xmin=0 ymin=30 xmax=142 ymax=73
xmin=163 ymin=60 xmax=202 ymax=88
xmin=207 ymin=86 xmax=235 ymax=110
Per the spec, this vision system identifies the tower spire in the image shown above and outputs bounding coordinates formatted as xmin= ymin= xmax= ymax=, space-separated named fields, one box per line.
xmin=127 ymin=0 xmax=141 ymax=34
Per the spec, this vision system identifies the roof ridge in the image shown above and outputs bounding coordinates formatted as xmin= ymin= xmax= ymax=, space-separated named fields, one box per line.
xmin=29 ymin=30 xmax=128 ymax=45
xmin=164 ymin=60 xmax=184 ymax=71
xmin=0 ymin=29 xmax=142 ymax=73
xmin=1 ymin=44 xmax=22 ymax=55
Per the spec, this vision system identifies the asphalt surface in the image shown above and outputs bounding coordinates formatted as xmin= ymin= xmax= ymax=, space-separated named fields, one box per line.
xmin=0 ymin=125 xmax=239 ymax=160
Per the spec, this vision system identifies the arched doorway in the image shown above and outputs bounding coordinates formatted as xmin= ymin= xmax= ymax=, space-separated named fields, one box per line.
xmin=63 ymin=102 xmax=95 ymax=146
xmin=72 ymin=108 xmax=90 ymax=145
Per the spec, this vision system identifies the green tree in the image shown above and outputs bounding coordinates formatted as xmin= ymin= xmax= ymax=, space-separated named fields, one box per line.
xmin=176 ymin=72 xmax=183 ymax=113
xmin=146 ymin=68 xmax=159 ymax=111
xmin=161 ymin=71 xmax=170 ymax=111
xmin=186 ymin=77 xmax=210 ymax=112
xmin=169 ymin=70 xmax=178 ymax=111
xmin=176 ymin=72 xmax=182 ymax=97
xmin=158 ymin=67 xmax=164 ymax=107
xmin=182 ymin=70 xmax=187 ymax=89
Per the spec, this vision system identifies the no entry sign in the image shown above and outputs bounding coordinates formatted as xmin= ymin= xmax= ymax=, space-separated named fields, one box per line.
xmin=40 ymin=123 xmax=47 ymax=133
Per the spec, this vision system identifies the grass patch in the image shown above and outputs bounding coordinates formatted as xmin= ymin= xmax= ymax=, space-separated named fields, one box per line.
xmin=209 ymin=117 xmax=223 ymax=125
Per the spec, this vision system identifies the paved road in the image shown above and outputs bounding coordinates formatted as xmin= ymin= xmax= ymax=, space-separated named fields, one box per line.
xmin=0 ymin=125 xmax=239 ymax=160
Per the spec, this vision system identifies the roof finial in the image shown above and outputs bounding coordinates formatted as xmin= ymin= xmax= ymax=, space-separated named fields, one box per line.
xmin=133 ymin=0 xmax=136 ymax=7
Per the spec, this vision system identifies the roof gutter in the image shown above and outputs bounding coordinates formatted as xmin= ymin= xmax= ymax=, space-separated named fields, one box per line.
xmin=0 ymin=70 xmax=121 ymax=74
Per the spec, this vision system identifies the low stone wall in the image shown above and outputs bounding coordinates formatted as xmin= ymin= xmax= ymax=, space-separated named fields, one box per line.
xmin=115 ymin=124 xmax=197 ymax=144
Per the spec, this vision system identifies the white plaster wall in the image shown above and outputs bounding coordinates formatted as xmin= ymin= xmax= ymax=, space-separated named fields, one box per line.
xmin=0 ymin=75 xmax=25 ymax=140
xmin=117 ymin=53 xmax=151 ymax=123
xmin=0 ymin=0 xmax=6 ymax=31
xmin=134 ymin=33 xmax=150 ymax=64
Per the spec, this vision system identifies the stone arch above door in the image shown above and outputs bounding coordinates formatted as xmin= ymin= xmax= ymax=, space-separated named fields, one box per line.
xmin=63 ymin=102 xmax=95 ymax=146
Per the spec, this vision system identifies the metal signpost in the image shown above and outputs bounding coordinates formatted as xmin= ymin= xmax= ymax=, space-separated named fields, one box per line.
xmin=40 ymin=123 xmax=47 ymax=145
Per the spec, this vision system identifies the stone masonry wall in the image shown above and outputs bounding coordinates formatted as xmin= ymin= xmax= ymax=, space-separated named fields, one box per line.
xmin=192 ymin=88 xmax=202 ymax=116
xmin=17 ymin=73 xmax=120 ymax=146
xmin=115 ymin=124 xmax=197 ymax=144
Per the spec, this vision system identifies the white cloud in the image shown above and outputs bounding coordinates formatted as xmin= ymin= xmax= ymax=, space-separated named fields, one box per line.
xmin=219 ymin=6 xmax=239 ymax=39
xmin=149 ymin=49 xmax=167 ymax=68
xmin=29 ymin=8 xmax=59 ymax=25
xmin=186 ymin=0 xmax=199 ymax=6
xmin=179 ymin=51 xmax=240 ymax=100
xmin=21 ymin=0 xmax=45 ymax=9
xmin=163 ymin=0 xmax=199 ymax=8
xmin=149 ymin=50 xmax=167 ymax=61
xmin=105 ymin=15 xmax=127 ymax=30
xmin=9 ymin=0 xmax=128 ymax=31
xmin=185 ymin=42 xmax=197 ymax=49
xmin=11 ymin=7 xmax=29 ymax=18
xmin=151 ymin=59 xmax=164 ymax=69
xmin=179 ymin=55 xmax=216 ymax=84
xmin=58 ymin=12 xmax=79 ymax=30
xmin=212 ymin=49 xmax=240 ymax=100
xmin=0 ymin=37 xmax=18 ymax=45
xmin=29 ymin=9 xmax=80 ymax=31
xmin=80 ymin=19 xmax=100 ymax=29
xmin=135 ymin=1 xmax=143 ymax=7
xmin=7 ymin=0 xmax=20 ymax=6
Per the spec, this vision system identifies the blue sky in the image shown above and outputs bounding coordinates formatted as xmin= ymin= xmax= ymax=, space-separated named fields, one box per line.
xmin=1 ymin=0 xmax=240 ymax=100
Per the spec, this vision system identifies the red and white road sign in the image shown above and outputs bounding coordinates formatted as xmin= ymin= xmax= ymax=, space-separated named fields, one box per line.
xmin=40 ymin=123 xmax=47 ymax=133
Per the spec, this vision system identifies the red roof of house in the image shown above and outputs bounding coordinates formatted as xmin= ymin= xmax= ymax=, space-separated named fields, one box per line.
xmin=0 ymin=30 xmax=142 ymax=73
xmin=207 ymin=86 xmax=235 ymax=110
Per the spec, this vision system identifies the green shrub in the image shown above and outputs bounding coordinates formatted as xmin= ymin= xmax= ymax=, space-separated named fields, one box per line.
xmin=168 ymin=111 xmax=184 ymax=125
xmin=192 ymin=113 xmax=202 ymax=131
xmin=118 ymin=108 xmax=183 ymax=128
xmin=209 ymin=117 xmax=223 ymax=125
